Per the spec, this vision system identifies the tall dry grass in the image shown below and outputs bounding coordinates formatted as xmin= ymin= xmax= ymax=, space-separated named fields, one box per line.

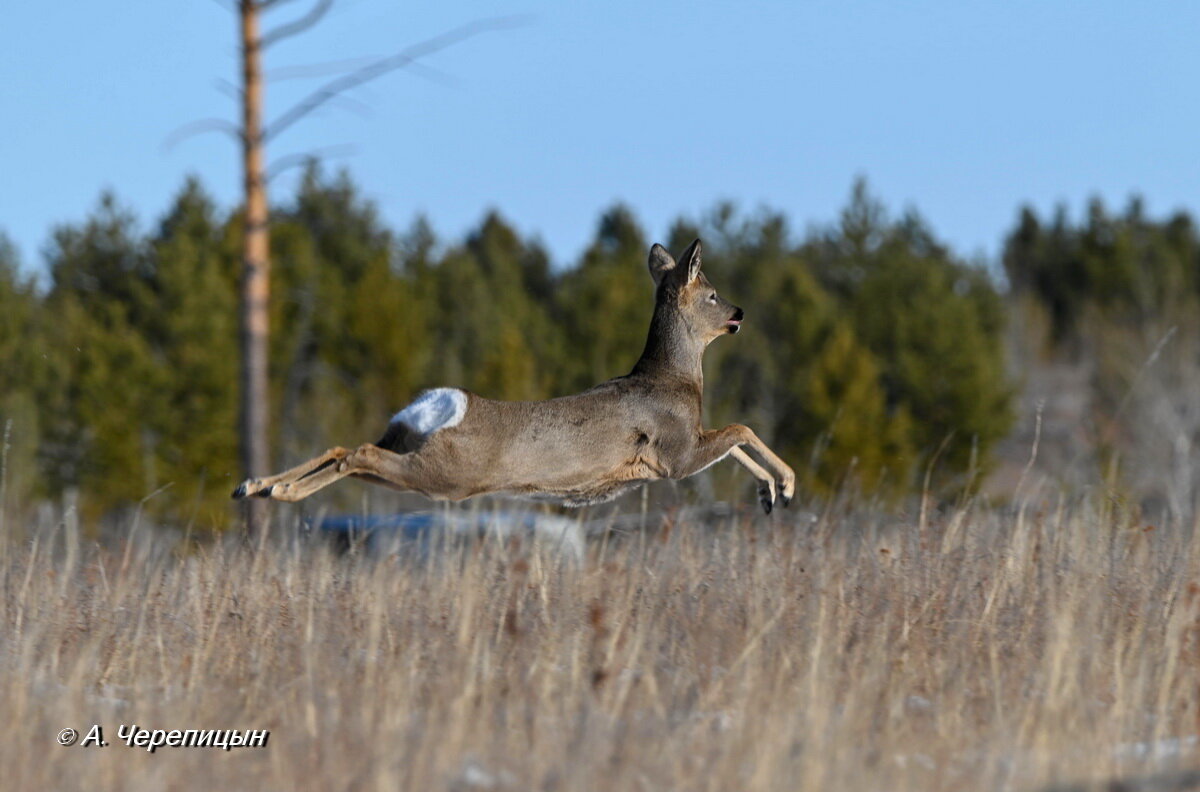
xmin=2 ymin=495 xmax=1198 ymax=791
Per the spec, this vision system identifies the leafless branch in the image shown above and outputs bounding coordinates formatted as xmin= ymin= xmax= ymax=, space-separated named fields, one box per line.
xmin=267 ymin=143 xmax=357 ymax=182
xmin=267 ymin=56 xmax=382 ymax=82
xmin=257 ymin=0 xmax=302 ymax=8
xmin=398 ymin=60 xmax=460 ymax=89
xmin=324 ymin=93 xmax=374 ymax=120
xmin=270 ymin=56 xmax=459 ymax=89
xmin=264 ymin=15 xmax=529 ymax=142
xmin=215 ymin=78 xmax=243 ymax=100
xmin=162 ymin=118 xmax=242 ymax=152
xmin=261 ymin=0 xmax=333 ymax=50
xmin=1113 ymin=325 xmax=1178 ymax=419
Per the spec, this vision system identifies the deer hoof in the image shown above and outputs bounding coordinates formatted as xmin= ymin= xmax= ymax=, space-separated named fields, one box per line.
xmin=759 ymin=486 xmax=774 ymax=515
xmin=254 ymin=485 xmax=275 ymax=499
xmin=231 ymin=479 xmax=260 ymax=499
xmin=778 ymin=474 xmax=795 ymax=506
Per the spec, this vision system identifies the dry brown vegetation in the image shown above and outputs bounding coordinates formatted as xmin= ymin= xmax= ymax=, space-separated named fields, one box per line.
xmin=3 ymin=495 xmax=1199 ymax=791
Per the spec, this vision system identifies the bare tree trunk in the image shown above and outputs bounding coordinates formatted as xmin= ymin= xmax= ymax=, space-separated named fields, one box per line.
xmin=239 ymin=0 xmax=270 ymax=541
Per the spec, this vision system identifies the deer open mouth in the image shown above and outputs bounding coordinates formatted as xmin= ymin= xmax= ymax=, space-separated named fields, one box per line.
xmin=725 ymin=318 xmax=742 ymax=334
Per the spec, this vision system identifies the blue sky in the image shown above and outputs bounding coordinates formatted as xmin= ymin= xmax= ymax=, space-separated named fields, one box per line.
xmin=2 ymin=1 xmax=1198 ymax=273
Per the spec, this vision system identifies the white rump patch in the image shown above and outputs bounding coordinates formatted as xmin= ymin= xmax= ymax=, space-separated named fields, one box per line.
xmin=390 ymin=388 xmax=468 ymax=436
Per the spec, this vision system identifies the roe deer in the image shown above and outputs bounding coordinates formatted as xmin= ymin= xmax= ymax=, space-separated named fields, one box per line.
xmin=232 ymin=239 xmax=796 ymax=513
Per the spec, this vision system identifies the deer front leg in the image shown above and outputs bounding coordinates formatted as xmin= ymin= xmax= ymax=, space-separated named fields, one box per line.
xmin=729 ymin=448 xmax=778 ymax=514
xmin=730 ymin=426 xmax=796 ymax=507
xmin=682 ymin=425 xmax=794 ymax=514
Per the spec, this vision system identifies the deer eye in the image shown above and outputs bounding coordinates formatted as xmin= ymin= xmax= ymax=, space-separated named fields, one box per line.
xmin=707 ymin=293 xmax=718 ymax=304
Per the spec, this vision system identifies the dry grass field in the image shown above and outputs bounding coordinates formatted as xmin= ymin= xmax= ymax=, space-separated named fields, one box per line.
xmin=3 ymin=493 xmax=1199 ymax=791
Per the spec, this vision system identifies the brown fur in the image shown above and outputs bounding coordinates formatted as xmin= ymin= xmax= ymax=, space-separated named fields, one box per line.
xmin=232 ymin=240 xmax=796 ymax=513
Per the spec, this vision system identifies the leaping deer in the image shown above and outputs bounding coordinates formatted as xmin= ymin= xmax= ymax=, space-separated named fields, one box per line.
xmin=232 ymin=240 xmax=795 ymax=513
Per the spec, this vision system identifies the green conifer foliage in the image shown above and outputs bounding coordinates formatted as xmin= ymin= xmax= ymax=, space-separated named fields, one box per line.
xmin=40 ymin=196 xmax=161 ymax=520
xmin=0 ymin=235 xmax=43 ymax=510
xmin=803 ymin=323 xmax=914 ymax=495
xmin=143 ymin=179 xmax=239 ymax=525
xmin=558 ymin=205 xmax=652 ymax=391
xmin=1004 ymin=197 xmax=1200 ymax=341
xmin=813 ymin=182 xmax=1011 ymax=487
xmin=267 ymin=165 xmax=429 ymax=465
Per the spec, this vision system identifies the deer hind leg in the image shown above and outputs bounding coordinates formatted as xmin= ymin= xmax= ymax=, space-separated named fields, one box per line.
xmin=231 ymin=447 xmax=350 ymax=499
xmin=264 ymin=443 xmax=427 ymax=503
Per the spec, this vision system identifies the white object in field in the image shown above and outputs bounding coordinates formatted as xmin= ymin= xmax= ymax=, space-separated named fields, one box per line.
xmin=321 ymin=510 xmax=585 ymax=561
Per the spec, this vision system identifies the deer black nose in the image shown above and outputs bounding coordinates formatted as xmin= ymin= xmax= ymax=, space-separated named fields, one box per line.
xmin=733 ymin=307 xmax=744 ymax=321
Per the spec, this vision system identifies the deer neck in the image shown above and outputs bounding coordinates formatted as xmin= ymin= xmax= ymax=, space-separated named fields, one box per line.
xmin=631 ymin=304 xmax=705 ymax=386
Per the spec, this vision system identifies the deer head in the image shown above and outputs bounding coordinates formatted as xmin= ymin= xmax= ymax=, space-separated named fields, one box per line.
xmin=647 ymin=239 xmax=744 ymax=343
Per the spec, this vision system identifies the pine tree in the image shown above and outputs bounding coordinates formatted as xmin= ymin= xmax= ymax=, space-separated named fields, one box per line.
xmin=0 ymin=234 xmax=43 ymax=511
xmin=803 ymin=323 xmax=914 ymax=494
xmin=41 ymin=196 xmax=163 ymax=519
xmin=558 ymin=205 xmax=652 ymax=390
xmin=269 ymin=165 xmax=427 ymax=463
xmin=142 ymin=178 xmax=239 ymax=526
xmin=808 ymin=181 xmax=1011 ymax=488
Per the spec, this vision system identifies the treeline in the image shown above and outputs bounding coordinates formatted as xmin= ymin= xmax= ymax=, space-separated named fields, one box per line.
xmin=1004 ymin=197 xmax=1200 ymax=514
xmin=1005 ymin=197 xmax=1200 ymax=342
xmin=0 ymin=167 xmax=1012 ymax=528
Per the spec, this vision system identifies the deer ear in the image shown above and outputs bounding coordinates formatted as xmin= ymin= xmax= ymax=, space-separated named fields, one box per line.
xmin=679 ymin=238 xmax=702 ymax=283
xmin=647 ymin=243 xmax=677 ymax=286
